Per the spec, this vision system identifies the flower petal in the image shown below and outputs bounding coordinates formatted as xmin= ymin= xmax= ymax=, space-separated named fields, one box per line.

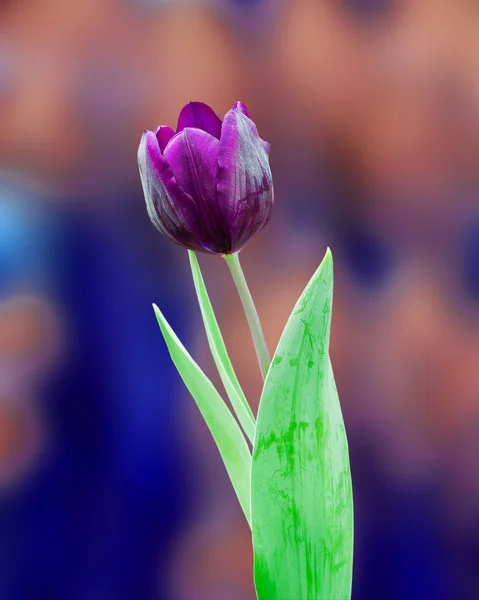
xmin=217 ymin=106 xmax=274 ymax=252
xmin=164 ymin=128 xmax=230 ymax=253
xmin=233 ymin=101 xmax=250 ymax=118
xmin=138 ymin=130 xmax=203 ymax=250
xmin=233 ymin=102 xmax=270 ymax=155
xmin=176 ymin=102 xmax=223 ymax=140
xmin=164 ymin=128 xmax=219 ymax=202
xmin=155 ymin=126 xmax=175 ymax=153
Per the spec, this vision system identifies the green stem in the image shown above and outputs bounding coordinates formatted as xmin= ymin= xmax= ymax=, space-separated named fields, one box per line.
xmin=224 ymin=253 xmax=270 ymax=380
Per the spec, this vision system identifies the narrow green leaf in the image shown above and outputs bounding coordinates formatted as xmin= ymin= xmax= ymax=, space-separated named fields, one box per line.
xmin=188 ymin=250 xmax=255 ymax=443
xmin=251 ymin=249 xmax=354 ymax=600
xmin=153 ymin=304 xmax=252 ymax=526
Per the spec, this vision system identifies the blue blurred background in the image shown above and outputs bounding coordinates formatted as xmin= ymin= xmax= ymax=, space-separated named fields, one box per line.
xmin=1 ymin=0 xmax=479 ymax=598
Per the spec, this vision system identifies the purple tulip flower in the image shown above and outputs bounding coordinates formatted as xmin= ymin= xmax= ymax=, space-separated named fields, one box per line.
xmin=138 ymin=101 xmax=273 ymax=254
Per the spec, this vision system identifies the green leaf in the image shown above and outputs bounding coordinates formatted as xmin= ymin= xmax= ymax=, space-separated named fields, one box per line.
xmin=153 ymin=304 xmax=252 ymax=526
xmin=251 ymin=249 xmax=354 ymax=600
xmin=188 ymin=250 xmax=255 ymax=443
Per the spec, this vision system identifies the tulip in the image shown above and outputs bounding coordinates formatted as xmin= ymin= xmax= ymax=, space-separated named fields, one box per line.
xmin=138 ymin=101 xmax=273 ymax=254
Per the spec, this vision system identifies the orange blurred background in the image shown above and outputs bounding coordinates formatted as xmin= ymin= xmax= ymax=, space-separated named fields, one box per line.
xmin=1 ymin=1 xmax=479 ymax=599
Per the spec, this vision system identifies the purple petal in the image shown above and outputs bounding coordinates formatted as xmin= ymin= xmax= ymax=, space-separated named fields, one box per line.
xmin=155 ymin=126 xmax=175 ymax=153
xmin=164 ymin=128 xmax=230 ymax=252
xmin=233 ymin=101 xmax=251 ymax=118
xmin=176 ymin=102 xmax=222 ymax=140
xmin=232 ymin=104 xmax=270 ymax=154
xmin=164 ymin=128 xmax=219 ymax=202
xmin=217 ymin=106 xmax=273 ymax=252
xmin=138 ymin=130 xmax=203 ymax=250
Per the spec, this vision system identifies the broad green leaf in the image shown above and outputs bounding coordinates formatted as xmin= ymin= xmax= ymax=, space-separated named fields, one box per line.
xmin=153 ymin=304 xmax=252 ymax=526
xmin=188 ymin=250 xmax=255 ymax=443
xmin=251 ymin=249 xmax=354 ymax=600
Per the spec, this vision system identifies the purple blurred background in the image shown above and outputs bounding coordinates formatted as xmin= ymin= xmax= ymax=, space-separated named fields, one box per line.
xmin=1 ymin=0 xmax=479 ymax=598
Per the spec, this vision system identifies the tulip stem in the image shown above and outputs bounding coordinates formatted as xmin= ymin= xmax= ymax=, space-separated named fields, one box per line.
xmin=224 ymin=253 xmax=270 ymax=380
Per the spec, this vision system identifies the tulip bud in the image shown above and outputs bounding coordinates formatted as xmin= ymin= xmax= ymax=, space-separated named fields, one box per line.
xmin=138 ymin=101 xmax=273 ymax=254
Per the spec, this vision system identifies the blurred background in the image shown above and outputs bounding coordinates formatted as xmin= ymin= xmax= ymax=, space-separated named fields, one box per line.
xmin=1 ymin=0 xmax=479 ymax=598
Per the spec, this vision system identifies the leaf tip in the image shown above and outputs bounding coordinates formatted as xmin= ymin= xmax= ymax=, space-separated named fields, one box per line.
xmin=152 ymin=303 xmax=163 ymax=324
xmin=324 ymin=246 xmax=333 ymax=264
